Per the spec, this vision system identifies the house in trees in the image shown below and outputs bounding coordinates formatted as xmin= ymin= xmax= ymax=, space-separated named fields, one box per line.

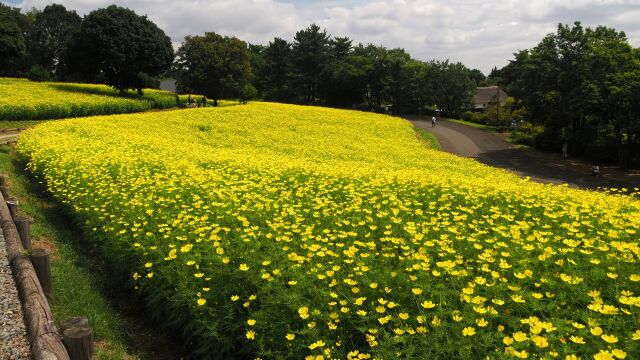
xmin=474 ymin=86 xmax=508 ymax=111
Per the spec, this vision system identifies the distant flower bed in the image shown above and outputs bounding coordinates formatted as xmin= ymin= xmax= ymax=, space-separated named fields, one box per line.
xmin=0 ymin=77 xmax=177 ymax=120
xmin=17 ymin=102 xmax=640 ymax=359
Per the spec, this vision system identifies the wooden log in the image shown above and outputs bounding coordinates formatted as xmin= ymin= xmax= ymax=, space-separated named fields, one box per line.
xmin=14 ymin=216 xmax=31 ymax=250
xmin=0 ymin=185 xmax=9 ymax=199
xmin=59 ymin=317 xmax=89 ymax=336
xmin=12 ymin=254 xmax=69 ymax=359
xmin=0 ymin=184 xmax=69 ymax=359
xmin=7 ymin=197 xmax=18 ymax=218
xmin=31 ymin=248 xmax=53 ymax=299
xmin=62 ymin=326 xmax=94 ymax=360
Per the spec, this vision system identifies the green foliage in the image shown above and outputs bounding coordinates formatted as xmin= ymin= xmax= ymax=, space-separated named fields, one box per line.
xmin=510 ymin=121 xmax=545 ymax=146
xmin=500 ymin=22 xmax=640 ymax=166
xmin=292 ymin=24 xmax=331 ymax=104
xmin=0 ymin=4 xmax=26 ymax=76
xmin=66 ymin=5 xmax=174 ymax=94
xmin=461 ymin=111 xmax=489 ymax=125
xmin=175 ymin=32 xmax=252 ymax=101
xmin=26 ymin=65 xmax=52 ymax=82
xmin=24 ymin=4 xmax=81 ymax=80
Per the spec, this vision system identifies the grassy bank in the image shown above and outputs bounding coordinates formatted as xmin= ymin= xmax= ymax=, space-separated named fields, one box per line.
xmin=415 ymin=127 xmax=442 ymax=150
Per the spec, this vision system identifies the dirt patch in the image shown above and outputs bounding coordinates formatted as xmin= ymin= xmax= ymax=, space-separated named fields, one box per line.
xmin=31 ymin=235 xmax=60 ymax=260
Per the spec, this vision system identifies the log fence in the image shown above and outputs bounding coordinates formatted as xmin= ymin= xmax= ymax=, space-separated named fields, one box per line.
xmin=0 ymin=175 xmax=95 ymax=360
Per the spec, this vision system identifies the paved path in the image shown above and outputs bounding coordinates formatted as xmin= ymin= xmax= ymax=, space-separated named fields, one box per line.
xmin=408 ymin=117 xmax=640 ymax=190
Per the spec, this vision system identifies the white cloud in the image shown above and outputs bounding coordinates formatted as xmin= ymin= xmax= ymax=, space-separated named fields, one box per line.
xmin=9 ymin=0 xmax=640 ymax=73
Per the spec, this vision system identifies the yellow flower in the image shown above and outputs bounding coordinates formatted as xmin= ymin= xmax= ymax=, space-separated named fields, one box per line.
xmin=593 ymin=350 xmax=614 ymax=360
xmin=513 ymin=350 xmax=528 ymax=359
xmin=399 ymin=313 xmax=409 ymax=320
xmin=569 ymin=336 xmax=585 ymax=344
xmin=590 ymin=327 xmax=603 ymax=336
xmin=601 ymin=334 xmax=618 ymax=343
xmin=308 ymin=340 xmax=325 ymax=350
xmin=532 ymin=335 xmax=548 ymax=348
xmin=513 ymin=332 xmax=528 ymax=342
xmin=298 ymin=307 xmax=309 ymax=319
xmin=196 ymin=298 xmax=206 ymax=306
xmin=503 ymin=337 xmax=514 ymax=345
xmin=611 ymin=349 xmax=626 ymax=359
xmin=632 ymin=330 xmax=640 ymax=340
xmin=421 ymin=301 xmax=436 ymax=309
xmin=285 ymin=333 xmax=295 ymax=341
xmin=476 ymin=318 xmax=489 ymax=327
xmin=239 ymin=263 xmax=250 ymax=271
xmin=462 ymin=327 xmax=476 ymax=336
xmin=247 ymin=319 xmax=256 ymax=326
xmin=246 ymin=330 xmax=255 ymax=340
xmin=230 ymin=295 xmax=240 ymax=301
xmin=411 ymin=288 xmax=423 ymax=295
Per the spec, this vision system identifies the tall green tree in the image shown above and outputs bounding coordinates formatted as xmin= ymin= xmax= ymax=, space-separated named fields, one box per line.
xmin=0 ymin=4 xmax=26 ymax=75
xmin=175 ymin=32 xmax=252 ymax=103
xmin=291 ymin=24 xmax=330 ymax=104
xmin=499 ymin=22 xmax=640 ymax=166
xmin=25 ymin=4 xmax=81 ymax=80
xmin=263 ymin=38 xmax=293 ymax=102
xmin=66 ymin=5 xmax=174 ymax=94
xmin=422 ymin=60 xmax=475 ymax=116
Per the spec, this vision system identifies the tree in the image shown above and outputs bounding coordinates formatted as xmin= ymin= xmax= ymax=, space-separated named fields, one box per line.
xmin=174 ymin=32 xmax=252 ymax=103
xmin=262 ymin=38 xmax=292 ymax=102
xmin=0 ymin=4 xmax=26 ymax=75
xmin=25 ymin=4 xmax=81 ymax=80
xmin=291 ymin=24 xmax=330 ymax=104
xmin=499 ymin=22 xmax=640 ymax=166
xmin=66 ymin=5 xmax=174 ymax=94
xmin=468 ymin=68 xmax=486 ymax=85
xmin=422 ymin=60 xmax=475 ymax=117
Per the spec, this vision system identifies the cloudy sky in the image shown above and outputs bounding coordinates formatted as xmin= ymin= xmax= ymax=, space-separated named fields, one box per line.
xmin=4 ymin=0 xmax=640 ymax=73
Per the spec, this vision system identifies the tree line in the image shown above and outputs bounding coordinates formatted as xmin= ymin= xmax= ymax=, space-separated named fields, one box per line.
xmin=1 ymin=3 xmax=482 ymax=115
xmin=494 ymin=22 xmax=640 ymax=167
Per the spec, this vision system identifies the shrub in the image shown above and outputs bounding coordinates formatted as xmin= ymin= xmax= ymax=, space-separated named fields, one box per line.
xmin=26 ymin=65 xmax=52 ymax=82
xmin=461 ymin=111 xmax=489 ymax=124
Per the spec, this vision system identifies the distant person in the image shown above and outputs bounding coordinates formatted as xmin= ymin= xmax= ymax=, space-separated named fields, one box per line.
xmin=592 ymin=164 xmax=600 ymax=176
xmin=432 ymin=116 xmax=437 ymax=127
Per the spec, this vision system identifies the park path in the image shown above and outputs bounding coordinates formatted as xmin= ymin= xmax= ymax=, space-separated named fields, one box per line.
xmin=407 ymin=116 xmax=640 ymax=190
xmin=0 ymin=132 xmax=19 ymax=145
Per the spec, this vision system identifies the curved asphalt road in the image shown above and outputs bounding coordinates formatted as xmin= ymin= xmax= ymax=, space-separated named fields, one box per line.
xmin=407 ymin=117 xmax=639 ymax=190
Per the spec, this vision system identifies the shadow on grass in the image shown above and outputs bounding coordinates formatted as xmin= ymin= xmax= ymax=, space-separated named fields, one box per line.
xmin=11 ymin=154 xmax=182 ymax=360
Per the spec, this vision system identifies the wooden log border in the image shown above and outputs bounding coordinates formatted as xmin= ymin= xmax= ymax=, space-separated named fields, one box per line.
xmin=0 ymin=178 xmax=70 ymax=359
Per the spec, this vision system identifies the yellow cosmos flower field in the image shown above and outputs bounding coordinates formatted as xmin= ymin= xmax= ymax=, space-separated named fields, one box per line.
xmin=0 ymin=78 xmax=177 ymax=120
xmin=17 ymin=103 xmax=640 ymax=359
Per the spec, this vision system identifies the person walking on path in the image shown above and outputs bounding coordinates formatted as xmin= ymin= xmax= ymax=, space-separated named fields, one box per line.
xmin=432 ymin=116 xmax=437 ymax=127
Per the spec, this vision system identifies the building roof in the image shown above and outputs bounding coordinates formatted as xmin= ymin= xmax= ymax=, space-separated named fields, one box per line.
xmin=474 ymin=86 xmax=508 ymax=109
